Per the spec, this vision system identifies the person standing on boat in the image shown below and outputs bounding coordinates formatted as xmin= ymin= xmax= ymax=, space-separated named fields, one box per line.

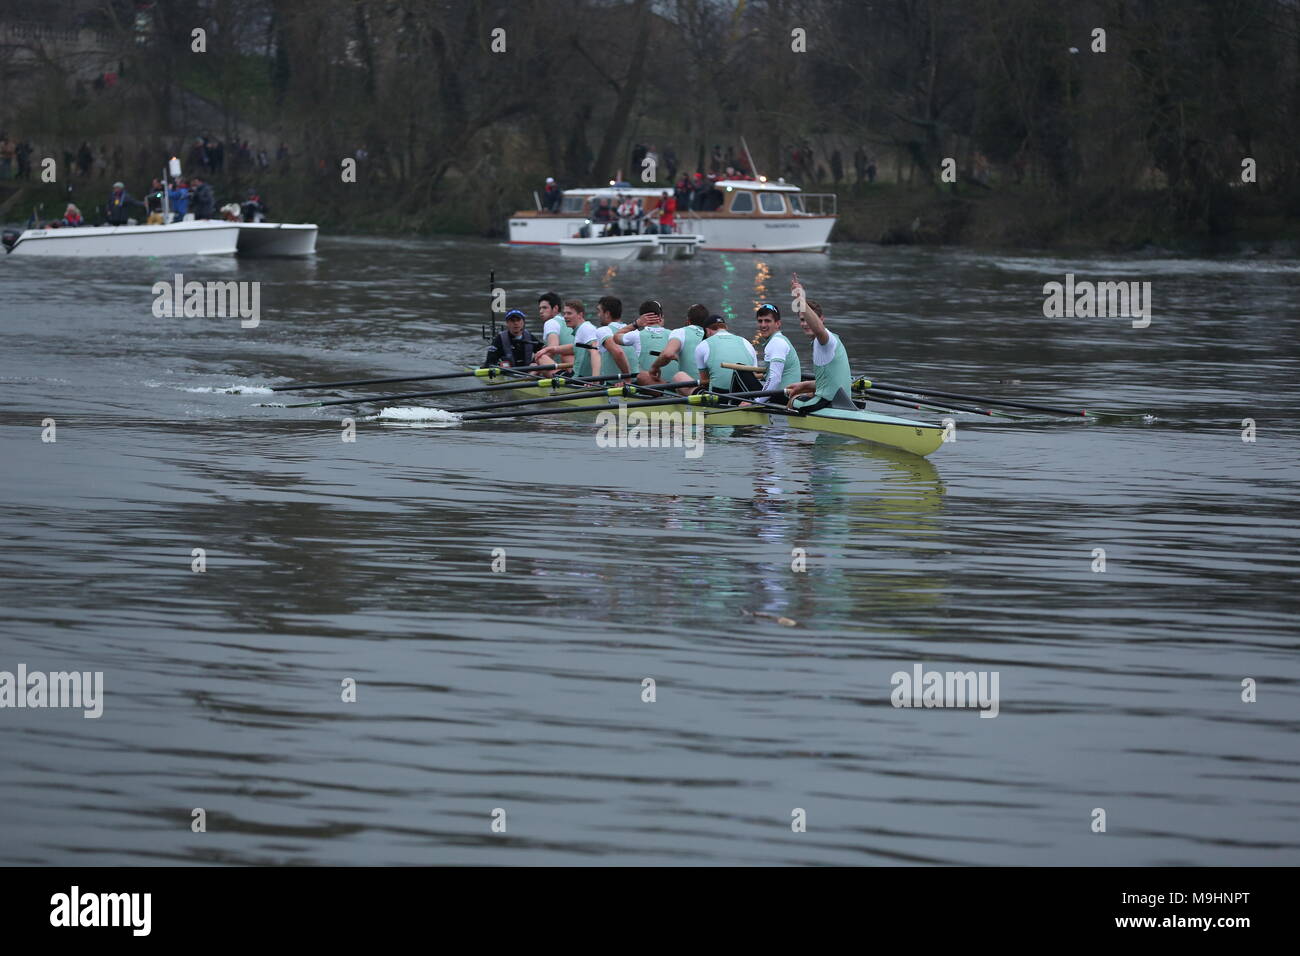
xmin=532 ymin=301 xmax=601 ymax=378
xmin=484 ymin=309 xmax=546 ymax=368
xmin=593 ymin=297 xmax=633 ymax=379
xmin=644 ymin=303 xmax=709 ymax=392
xmin=753 ymin=304 xmax=801 ymax=405
xmin=654 ymin=191 xmax=676 ymax=234
xmin=104 ymin=181 xmax=144 ymax=225
xmin=190 ymin=176 xmax=215 ymax=219
xmin=611 ymin=300 xmax=673 ymax=378
xmin=535 ymin=291 xmax=572 ymax=373
xmin=543 ymin=177 xmax=561 ymax=212
xmin=694 ymin=315 xmax=759 ymax=393
xmin=785 ymin=273 xmax=854 ymax=412
xmin=167 ymin=179 xmax=190 ymax=220
xmin=616 ymin=195 xmax=638 ymax=235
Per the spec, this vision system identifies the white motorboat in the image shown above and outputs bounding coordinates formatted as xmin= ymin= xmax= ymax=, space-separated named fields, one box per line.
xmin=235 ymin=221 xmax=318 ymax=257
xmin=2 ymin=220 xmax=241 ymax=257
xmin=556 ymin=232 xmax=702 ymax=261
xmin=511 ymin=178 xmax=836 ymax=254
xmin=3 ymin=219 xmax=318 ymax=258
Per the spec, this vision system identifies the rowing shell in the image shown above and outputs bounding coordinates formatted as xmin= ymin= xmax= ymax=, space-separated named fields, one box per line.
xmin=480 ymin=380 xmax=946 ymax=457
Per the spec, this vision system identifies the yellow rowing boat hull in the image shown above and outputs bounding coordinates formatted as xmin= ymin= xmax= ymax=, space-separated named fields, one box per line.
xmin=479 ymin=383 xmax=945 ymax=456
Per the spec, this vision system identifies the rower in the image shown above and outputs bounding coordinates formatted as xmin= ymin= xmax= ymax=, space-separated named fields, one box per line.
xmin=533 ymin=300 xmax=602 ymax=378
xmin=484 ymin=309 xmax=546 ymax=368
xmin=784 ymin=273 xmax=854 ymax=412
xmin=535 ymin=291 xmax=571 ymax=372
xmin=612 ymin=299 xmax=672 ymax=380
xmin=593 ymin=296 xmax=633 ymax=379
xmin=753 ymin=303 xmax=801 ymax=405
xmin=644 ymin=303 xmax=709 ymax=394
xmin=694 ymin=314 xmax=759 ymax=394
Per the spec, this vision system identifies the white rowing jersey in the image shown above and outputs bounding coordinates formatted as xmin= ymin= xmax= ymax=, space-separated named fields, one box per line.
xmin=543 ymin=316 xmax=568 ymax=346
xmin=759 ymin=331 xmax=800 ymax=401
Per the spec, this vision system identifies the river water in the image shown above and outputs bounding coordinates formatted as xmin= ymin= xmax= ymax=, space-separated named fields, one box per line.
xmin=1 ymin=237 xmax=1296 ymax=865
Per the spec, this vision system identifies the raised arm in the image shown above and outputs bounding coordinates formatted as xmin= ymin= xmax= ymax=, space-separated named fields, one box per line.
xmin=792 ymin=273 xmax=829 ymax=346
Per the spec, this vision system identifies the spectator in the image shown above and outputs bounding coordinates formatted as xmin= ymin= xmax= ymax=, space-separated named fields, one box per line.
xmin=710 ymin=145 xmax=722 ymax=174
xmin=190 ymin=176 xmax=215 ymax=219
xmin=77 ymin=141 xmax=93 ymax=178
xmin=167 ymin=179 xmax=190 ymax=219
xmin=692 ymin=172 xmax=710 ymax=211
xmin=542 ymin=176 xmax=561 ymax=212
xmin=211 ymin=139 xmax=224 ymax=173
xmin=145 ymin=178 xmax=166 ymax=218
xmin=242 ymin=189 xmax=268 ymax=222
xmin=866 ymin=157 xmax=877 ymax=183
xmin=664 ymin=145 xmax=677 ymax=183
xmin=0 ymin=133 xmax=14 ymax=179
xmin=831 ymin=149 xmax=843 ymax=184
xmin=674 ymin=175 xmax=690 ymax=208
xmin=656 ymin=191 xmax=676 ymax=234
xmin=62 ymin=204 xmax=84 ymax=226
xmin=257 ymin=147 xmax=269 ymax=169
xmin=188 ymin=138 xmax=206 ymax=171
xmin=592 ymin=197 xmax=614 ymax=235
xmin=105 ymin=181 xmax=143 ymax=224
xmin=15 ymin=139 xmax=32 ymax=180
xmin=276 ymin=143 xmax=289 ymax=163
xmin=631 ymin=143 xmax=647 ymax=174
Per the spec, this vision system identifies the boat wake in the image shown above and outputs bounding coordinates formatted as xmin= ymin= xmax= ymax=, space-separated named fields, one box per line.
xmin=185 ymin=384 xmax=276 ymax=395
xmin=368 ymin=406 xmax=461 ymax=426
xmin=143 ymin=380 xmax=276 ymax=395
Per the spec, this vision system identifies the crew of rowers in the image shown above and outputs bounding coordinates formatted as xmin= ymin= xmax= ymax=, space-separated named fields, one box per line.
xmin=482 ymin=274 xmax=854 ymax=413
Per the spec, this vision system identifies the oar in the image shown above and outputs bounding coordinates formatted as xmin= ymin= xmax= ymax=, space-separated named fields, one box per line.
xmin=851 ymin=382 xmax=1016 ymax=418
xmin=858 ymin=378 xmax=1090 ymax=417
xmin=429 ymin=380 xmax=702 ymax=415
xmin=269 ymin=363 xmax=568 ymax=392
xmin=278 ymin=373 xmax=623 ymax=409
xmin=460 ymin=391 xmax=721 ymax=423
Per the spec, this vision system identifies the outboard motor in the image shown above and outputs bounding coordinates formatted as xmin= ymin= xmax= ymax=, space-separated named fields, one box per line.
xmin=2 ymin=228 xmax=20 ymax=252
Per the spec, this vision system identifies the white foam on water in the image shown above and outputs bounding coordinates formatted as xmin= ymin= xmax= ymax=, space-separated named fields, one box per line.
xmin=183 ymin=384 xmax=276 ymax=395
xmin=370 ymin=406 xmax=461 ymax=426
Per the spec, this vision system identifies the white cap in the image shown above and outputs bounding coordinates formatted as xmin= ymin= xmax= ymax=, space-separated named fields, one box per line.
xmin=546 ymin=177 xmax=555 ymax=184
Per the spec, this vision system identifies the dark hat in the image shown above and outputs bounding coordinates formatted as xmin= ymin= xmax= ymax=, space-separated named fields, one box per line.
xmin=504 ymin=309 xmax=526 ymax=321
xmin=705 ymin=314 xmax=727 ymax=327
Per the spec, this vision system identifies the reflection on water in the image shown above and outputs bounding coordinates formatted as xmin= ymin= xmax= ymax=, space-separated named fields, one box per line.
xmin=1 ymin=238 xmax=1297 ymax=865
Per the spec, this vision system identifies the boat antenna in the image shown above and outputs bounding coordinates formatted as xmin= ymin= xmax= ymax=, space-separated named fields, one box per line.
xmin=483 ymin=270 xmax=496 ymax=341
xmin=741 ymin=136 xmax=761 ymax=180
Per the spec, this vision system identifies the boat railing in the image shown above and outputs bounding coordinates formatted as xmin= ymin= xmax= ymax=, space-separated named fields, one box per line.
xmin=793 ymin=193 xmax=837 ymax=216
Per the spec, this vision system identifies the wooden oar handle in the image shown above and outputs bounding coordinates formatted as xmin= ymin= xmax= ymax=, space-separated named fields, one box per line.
xmin=721 ymin=363 xmax=767 ymax=373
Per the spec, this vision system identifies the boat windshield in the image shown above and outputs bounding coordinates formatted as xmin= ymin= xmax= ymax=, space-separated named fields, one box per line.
xmin=789 ymin=195 xmax=804 ymax=213
xmin=560 ymin=195 xmax=585 ymax=214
